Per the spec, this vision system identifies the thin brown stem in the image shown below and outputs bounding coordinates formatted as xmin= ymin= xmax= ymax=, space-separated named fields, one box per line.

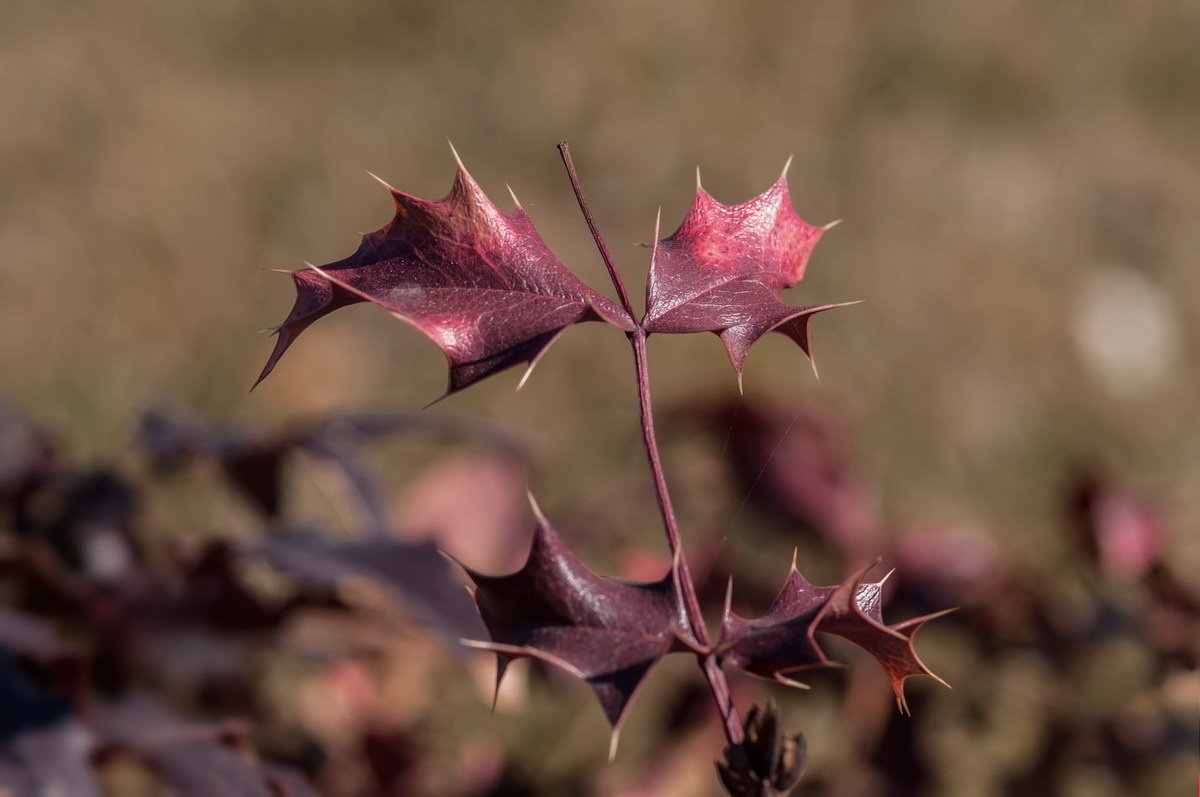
xmin=556 ymin=141 xmax=636 ymax=318
xmin=630 ymin=329 xmax=702 ymax=631
xmin=632 ymin=328 xmax=744 ymax=744
xmin=558 ymin=142 xmax=744 ymax=746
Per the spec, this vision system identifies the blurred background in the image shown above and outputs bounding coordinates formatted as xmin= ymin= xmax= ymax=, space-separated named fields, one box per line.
xmin=1 ymin=0 xmax=1196 ymax=795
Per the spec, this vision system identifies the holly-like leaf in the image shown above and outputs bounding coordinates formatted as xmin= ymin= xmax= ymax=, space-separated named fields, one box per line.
xmin=256 ymin=150 xmax=635 ymax=397
xmin=458 ymin=511 xmax=685 ymax=739
xmin=718 ymin=562 xmax=948 ymax=713
xmin=643 ymin=167 xmax=849 ymax=378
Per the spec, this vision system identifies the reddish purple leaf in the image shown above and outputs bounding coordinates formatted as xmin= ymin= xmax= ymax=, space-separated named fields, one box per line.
xmin=458 ymin=512 xmax=685 ymax=734
xmin=718 ymin=562 xmax=947 ymax=713
xmin=643 ymin=169 xmax=849 ymax=377
xmin=256 ymin=151 xmax=635 ymax=397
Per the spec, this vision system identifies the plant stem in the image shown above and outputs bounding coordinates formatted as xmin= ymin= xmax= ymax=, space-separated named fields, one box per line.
xmin=557 ymin=141 xmax=744 ymax=746
xmin=556 ymin=142 xmax=636 ymax=319
xmin=628 ymin=329 xmax=703 ymax=628
xmin=632 ymin=327 xmax=744 ymax=745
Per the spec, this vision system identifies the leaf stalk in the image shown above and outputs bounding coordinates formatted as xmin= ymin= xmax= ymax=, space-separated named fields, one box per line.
xmin=558 ymin=140 xmax=744 ymax=746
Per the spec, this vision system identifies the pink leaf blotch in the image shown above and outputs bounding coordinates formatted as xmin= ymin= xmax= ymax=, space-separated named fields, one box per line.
xmin=256 ymin=151 xmax=634 ymax=398
xmin=643 ymin=168 xmax=851 ymax=376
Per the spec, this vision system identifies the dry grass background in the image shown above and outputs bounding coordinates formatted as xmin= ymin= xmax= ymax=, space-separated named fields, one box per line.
xmin=2 ymin=0 xmax=1197 ymax=793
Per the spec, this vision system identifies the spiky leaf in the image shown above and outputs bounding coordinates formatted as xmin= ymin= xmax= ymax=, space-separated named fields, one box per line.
xmin=257 ymin=152 xmax=634 ymax=398
xmin=643 ymin=169 xmax=848 ymax=377
xmin=460 ymin=514 xmax=685 ymax=734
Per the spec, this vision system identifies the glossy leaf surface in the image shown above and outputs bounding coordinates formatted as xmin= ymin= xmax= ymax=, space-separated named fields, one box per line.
xmin=643 ymin=171 xmax=846 ymax=376
xmin=719 ymin=564 xmax=947 ymax=713
xmin=257 ymin=155 xmax=634 ymax=397
xmin=460 ymin=514 xmax=684 ymax=732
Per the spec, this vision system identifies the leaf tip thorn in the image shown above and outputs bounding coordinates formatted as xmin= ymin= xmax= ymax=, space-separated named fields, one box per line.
xmin=525 ymin=490 xmax=547 ymax=523
xmin=421 ymin=389 xmax=451 ymax=410
xmin=506 ymin=183 xmax=522 ymax=210
xmin=365 ymin=170 xmax=395 ymax=192
xmin=780 ymin=154 xmax=794 ymax=181
xmin=447 ymin=139 xmax=466 ymax=171
xmin=775 ymin=674 xmax=812 ymax=690
xmin=822 ymin=218 xmax=843 ymax=232
xmin=516 ymin=363 xmax=535 ymax=392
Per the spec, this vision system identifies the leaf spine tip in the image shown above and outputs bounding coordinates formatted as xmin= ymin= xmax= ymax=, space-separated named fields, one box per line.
xmin=458 ymin=638 xmax=493 ymax=650
xmin=516 ymin=361 xmax=535 ymax=391
xmin=364 ymin=170 xmax=395 ymax=192
xmin=525 ymin=490 xmax=547 ymax=523
xmin=447 ymin=139 xmax=466 ymax=171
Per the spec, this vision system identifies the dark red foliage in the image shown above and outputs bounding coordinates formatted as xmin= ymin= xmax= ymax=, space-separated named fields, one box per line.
xmin=718 ymin=562 xmax=948 ymax=713
xmin=256 ymin=153 xmax=635 ymax=397
xmin=247 ymin=151 xmax=948 ymax=795
xmin=643 ymin=170 xmax=849 ymax=377
xmin=458 ymin=512 xmax=685 ymax=732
